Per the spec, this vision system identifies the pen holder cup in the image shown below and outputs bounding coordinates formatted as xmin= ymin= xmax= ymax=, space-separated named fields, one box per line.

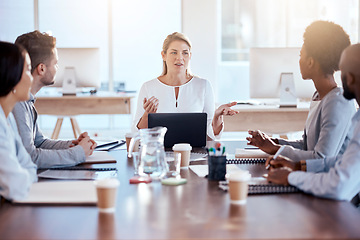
xmin=207 ymin=155 xmax=226 ymax=181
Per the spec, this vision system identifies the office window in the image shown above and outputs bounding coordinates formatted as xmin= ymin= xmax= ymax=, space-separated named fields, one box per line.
xmin=221 ymin=0 xmax=359 ymax=61
xmin=0 ymin=0 xmax=180 ymax=138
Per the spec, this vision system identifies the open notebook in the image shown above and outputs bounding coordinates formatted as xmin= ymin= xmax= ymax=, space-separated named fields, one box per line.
xmin=13 ymin=181 xmax=97 ymax=205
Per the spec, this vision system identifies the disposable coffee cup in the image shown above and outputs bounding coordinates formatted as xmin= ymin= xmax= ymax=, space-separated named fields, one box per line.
xmin=172 ymin=143 xmax=192 ymax=168
xmin=227 ymin=170 xmax=251 ymax=205
xmin=125 ymin=132 xmax=133 ymax=152
xmin=94 ymin=178 xmax=120 ymax=213
xmin=125 ymin=132 xmax=139 ymax=152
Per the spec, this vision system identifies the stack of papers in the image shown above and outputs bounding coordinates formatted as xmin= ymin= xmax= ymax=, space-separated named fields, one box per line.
xmin=13 ymin=181 xmax=97 ymax=205
xmin=235 ymin=149 xmax=270 ymax=159
xmin=38 ymin=170 xmax=117 ymax=180
xmin=84 ymin=151 xmax=116 ymax=164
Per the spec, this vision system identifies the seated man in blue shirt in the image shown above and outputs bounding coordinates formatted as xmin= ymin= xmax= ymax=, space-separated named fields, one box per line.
xmin=13 ymin=31 xmax=97 ymax=169
xmin=265 ymin=43 xmax=360 ymax=202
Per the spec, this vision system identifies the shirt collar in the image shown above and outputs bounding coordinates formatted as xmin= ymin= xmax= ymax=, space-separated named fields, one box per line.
xmin=28 ymin=93 xmax=36 ymax=103
xmin=352 ymin=108 xmax=360 ymax=122
xmin=0 ymin=105 xmax=5 ymax=120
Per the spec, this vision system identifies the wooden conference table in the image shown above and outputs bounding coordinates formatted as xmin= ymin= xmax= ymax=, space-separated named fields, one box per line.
xmin=34 ymin=91 xmax=134 ymax=139
xmin=0 ymin=141 xmax=359 ymax=239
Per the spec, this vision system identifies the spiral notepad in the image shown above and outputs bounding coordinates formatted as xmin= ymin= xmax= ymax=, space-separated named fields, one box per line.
xmin=248 ymin=184 xmax=300 ymax=194
xmin=226 ymin=158 xmax=266 ymax=164
xmin=50 ymin=167 xmax=117 ymax=171
xmin=218 ymin=177 xmax=300 ymax=194
xmin=235 ymin=148 xmax=270 ymax=159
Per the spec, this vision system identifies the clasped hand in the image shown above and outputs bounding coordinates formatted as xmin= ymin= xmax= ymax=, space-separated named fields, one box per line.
xmin=70 ymin=132 xmax=97 ymax=157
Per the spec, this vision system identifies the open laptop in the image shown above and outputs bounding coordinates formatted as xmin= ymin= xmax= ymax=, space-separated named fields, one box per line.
xmin=148 ymin=113 xmax=207 ymax=148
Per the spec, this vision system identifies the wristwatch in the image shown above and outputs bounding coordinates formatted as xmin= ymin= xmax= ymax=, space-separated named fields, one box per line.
xmin=300 ymin=160 xmax=307 ymax=172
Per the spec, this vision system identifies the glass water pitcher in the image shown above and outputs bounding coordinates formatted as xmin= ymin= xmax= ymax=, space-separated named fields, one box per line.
xmin=128 ymin=127 xmax=167 ymax=180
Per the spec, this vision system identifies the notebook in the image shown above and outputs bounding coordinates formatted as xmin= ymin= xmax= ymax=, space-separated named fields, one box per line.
xmin=226 ymin=158 xmax=266 ymax=164
xmin=235 ymin=148 xmax=270 ymax=159
xmin=218 ymin=177 xmax=300 ymax=194
xmin=223 ymin=148 xmax=269 ymax=164
xmin=148 ymin=113 xmax=207 ymax=148
xmin=38 ymin=169 xmax=117 ymax=180
xmin=83 ymin=151 xmax=116 ymax=164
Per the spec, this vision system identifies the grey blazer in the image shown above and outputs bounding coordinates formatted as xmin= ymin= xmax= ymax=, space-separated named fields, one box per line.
xmin=278 ymin=87 xmax=356 ymax=161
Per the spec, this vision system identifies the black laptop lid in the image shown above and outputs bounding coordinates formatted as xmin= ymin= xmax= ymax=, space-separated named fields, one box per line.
xmin=148 ymin=113 xmax=207 ymax=148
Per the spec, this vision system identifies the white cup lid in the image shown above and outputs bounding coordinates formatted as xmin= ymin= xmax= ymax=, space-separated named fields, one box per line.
xmin=125 ymin=132 xmax=134 ymax=138
xmin=172 ymin=143 xmax=192 ymax=151
xmin=226 ymin=170 xmax=251 ymax=182
xmin=94 ymin=178 xmax=120 ymax=188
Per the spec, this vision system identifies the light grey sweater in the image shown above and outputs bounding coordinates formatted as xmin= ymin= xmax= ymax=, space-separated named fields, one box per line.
xmin=12 ymin=94 xmax=85 ymax=169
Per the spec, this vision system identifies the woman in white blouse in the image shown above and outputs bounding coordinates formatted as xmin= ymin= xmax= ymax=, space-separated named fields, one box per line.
xmin=132 ymin=32 xmax=238 ymax=139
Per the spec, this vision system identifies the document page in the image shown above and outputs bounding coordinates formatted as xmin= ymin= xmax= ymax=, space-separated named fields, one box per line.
xmin=84 ymin=151 xmax=116 ymax=164
xmin=13 ymin=181 xmax=97 ymax=205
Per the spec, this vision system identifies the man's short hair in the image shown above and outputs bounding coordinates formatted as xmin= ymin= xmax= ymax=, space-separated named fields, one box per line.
xmin=15 ymin=30 xmax=56 ymax=73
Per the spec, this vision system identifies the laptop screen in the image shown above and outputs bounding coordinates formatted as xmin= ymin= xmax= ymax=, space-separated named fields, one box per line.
xmin=148 ymin=113 xmax=207 ymax=148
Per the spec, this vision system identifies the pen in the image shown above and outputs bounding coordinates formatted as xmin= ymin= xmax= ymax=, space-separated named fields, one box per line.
xmin=273 ymin=145 xmax=285 ymax=159
xmin=95 ymin=140 xmax=119 ymax=149
xmin=266 ymin=145 xmax=285 ymax=169
xmin=244 ymin=146 xmax=259 ymax=150
xmin=214 ymin=142 xmax=222 ymax=156
xmin=107 ymin=141 xmax=126 ymax=151
xmin=216 ymin=148 xmax=221 ymax=156
xmin=209 ymin=147 xmax=215 ymax=156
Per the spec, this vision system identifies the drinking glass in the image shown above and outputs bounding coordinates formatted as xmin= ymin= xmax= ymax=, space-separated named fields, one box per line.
xmin=165 ymin=152 xmax=181 ymax=178
xmin=132 ymin=152 xmax=140 ymax=176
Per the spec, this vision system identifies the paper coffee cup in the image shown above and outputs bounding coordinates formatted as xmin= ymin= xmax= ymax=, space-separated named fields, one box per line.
xmin=227 ymin=170 xmax=251 ymax=205
xmin=172 ymin=143 xmax=192 ymax=168
xmin=125 ymin=132 xmax=133 ymax=152
xmin=94 ymin=178 xmax=120 ymax=213
xmin=125 ymin=132 xmax=139 ymax=152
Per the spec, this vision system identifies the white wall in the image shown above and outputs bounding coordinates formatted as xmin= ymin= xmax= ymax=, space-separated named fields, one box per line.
xmin=182 ymin=0 xmax=219 ymax=102
xmin=182 ymin=0 xmax=249 ymax=104
xmin=38 ymin=0 xmax=109 ymax=84
xmin=112 ymin=0 xmax=181 ymax=92
xmin=0 ymin=0 xmax=34 ymax=42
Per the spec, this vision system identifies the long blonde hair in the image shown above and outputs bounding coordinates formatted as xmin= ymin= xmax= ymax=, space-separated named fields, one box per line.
xmin=160 ymin=32 xmax=193 ymax=77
